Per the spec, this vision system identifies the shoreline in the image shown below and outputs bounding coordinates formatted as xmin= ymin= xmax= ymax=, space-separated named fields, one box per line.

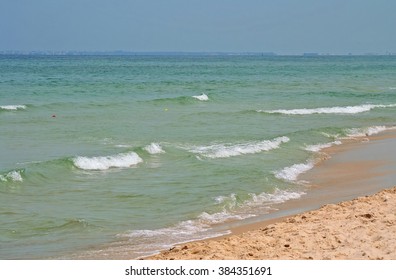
xmin=145 ymin=129 xmax=396 ymax=260
xmin=148 ymin=186 xmax=396 ymax=260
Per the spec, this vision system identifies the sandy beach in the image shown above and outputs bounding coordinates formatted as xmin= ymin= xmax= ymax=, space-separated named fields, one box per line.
xmin=147 ymin=130 xmax=396 ymax=260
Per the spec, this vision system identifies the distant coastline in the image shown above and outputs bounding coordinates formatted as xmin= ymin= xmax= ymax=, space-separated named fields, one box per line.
xmin=1 ymin=51 xmax=395 ymax=56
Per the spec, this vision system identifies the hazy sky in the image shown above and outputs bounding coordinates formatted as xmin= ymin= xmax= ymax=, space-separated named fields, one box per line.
xmin=1 ymin=0 xmax=395 ymax=54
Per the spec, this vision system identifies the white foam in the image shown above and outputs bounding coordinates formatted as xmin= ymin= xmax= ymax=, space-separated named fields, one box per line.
xmin=118 ymin=189 xmax=304 ymax=245
xmin=212 ymin=189 xmax=304 ymax=220
xmin=261 ymin=104 xmax=396 ymax=115
xmin=320 ymin=132 xmax=340 ymax=139
xmin=115 ymin=144 xmax=133 ymax=148
xmin=345 ymin=126 xmax=390 ymax=138
xmin=211 ymin=189 xmax=305 ymax=219
xmin=143 ymin=143 xmax=165 ymax=155
xmin=198 ymin=210 xmax=248 ymax=224
xmin=72 ymin=152 xmax=143 ymax=170
xmin=246 ymin=189 xmax=305 ymax=206
xmin=0 ymin=170 xmax=24 ymax=182
xmin=192 ymin=93 xmax=209 ymax=101
xmin=274 ymin=161 xmax=315 ymax=182
xmin=188 ymin=136 xmax=289 ymax=159
xmin=118 ymin=188 xmax=304 ymax=256
xmin=214 ymin=193 xmax=237 ymax=205
xmin=118 ymin=220 xmax=230 ymax=255
xmin=305 ymin=141 xmax=342 ymax=152
xmin=201 ymin=193 xmax=250 ymax=223
xmin=0 ymin=105 xmax=26 ymax=110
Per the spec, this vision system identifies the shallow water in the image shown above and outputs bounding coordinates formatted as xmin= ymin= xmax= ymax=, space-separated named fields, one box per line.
xmin=1 ymin=55 xmax=396 ymax=259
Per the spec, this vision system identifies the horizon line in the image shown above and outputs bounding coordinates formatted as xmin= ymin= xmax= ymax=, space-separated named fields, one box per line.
xmin=1 ymin=50 xmax=395 ymax=56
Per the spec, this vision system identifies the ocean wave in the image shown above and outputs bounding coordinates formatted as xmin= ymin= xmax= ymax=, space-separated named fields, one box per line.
xmin=114 ymin=144 xmax=133 ymax=148
xmin=143 ymin=143 xmax=165 ymax=155
xmin=118 ymin=188 xmax=304 ymax=256
xmin=187 ymin=136 xmax=290 ymax=159
xmin=0 ymin=169 xmax=24 ymax=182
xmin=43 ymin=218 xmax=96 ymax=233
xmin=320 ymin=132 xmax=341 ymax=139
xmin=345 ymin=126 xmax=391 ymax=138
xmin=148 ymin=95 xmax=195 ymax=105
xmin=211 ymin=189 xmax=305 ymax=220
xmin=259 ymin=104 xmax=396 ymax=115
xmin=72 ymin=152 xmax=143 ymax=171
xmin=274 ymin=161 xmax=315 ymax=182
xmin=117 ymin=220 xmax=230 ymax=256
xmin=0 ymin=105 xmax=26 ymax=111
xmin=305 ymin=141 xmax=342 ymax=152
xmin=192 ymin=93 xmax=209 ymax=101
xmin=246 ymin=189 xmax=305 ymax=207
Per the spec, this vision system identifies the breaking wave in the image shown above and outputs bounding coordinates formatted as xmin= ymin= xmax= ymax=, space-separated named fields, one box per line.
xmin=187 ymin=136 xmax=290 ymax=159
xmin=143 ymin=143 xmax=165 ymax=155
xmin=72 ymin=152 xmax=143 ymax=171
xmin=345 ymin=126 xmax=392 ymax=138
xmin=0 ymin=105 xmax=27 ymax=111
xmin=192 ymin=93 xmax=209 ymax=101
xmin=117 ymin=188 xmax=304 ymax=257
xmin=260 ymin=104 xmax=396 ymax=115
xmin=0 ymin=169 xmax=24 ymax=182
xmin=305 ymin=141 xmax=342 ymax=152
xmin=274 ymin=161 xmax=315 ymax=182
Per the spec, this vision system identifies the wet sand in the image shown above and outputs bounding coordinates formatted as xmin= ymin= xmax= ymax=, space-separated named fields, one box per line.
xmin=146 ymin=129 xmax=396 ymax=260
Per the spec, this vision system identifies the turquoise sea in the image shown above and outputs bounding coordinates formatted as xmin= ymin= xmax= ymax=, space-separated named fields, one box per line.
xmin=1 ymin=55 xmax=396 ymax=259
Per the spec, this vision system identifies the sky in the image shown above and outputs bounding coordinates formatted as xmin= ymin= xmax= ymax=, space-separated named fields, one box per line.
xmin=1 ymin=0 xmax=395 ymax=54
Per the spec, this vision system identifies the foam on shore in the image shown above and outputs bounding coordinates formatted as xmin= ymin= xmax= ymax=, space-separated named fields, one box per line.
xmin=146 ymin=129 xmax=396 ymax=260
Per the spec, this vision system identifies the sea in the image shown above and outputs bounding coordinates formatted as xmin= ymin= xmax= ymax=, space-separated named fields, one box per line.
xmin=1 ymin=54 xmax=396 ymax=259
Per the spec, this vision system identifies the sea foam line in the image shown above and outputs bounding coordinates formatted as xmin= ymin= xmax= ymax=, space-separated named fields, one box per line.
xmin=345 ymin=125 xmax=392 ymax=138
xmin=143 ymin=143 xmax=165 ymax=155
xmin=259 ymin=104 xmax=396 ymax=115
xmin=277 ymin=126 xmax=396 ymax=182
xmin=122 ymin=188 xmax=305 ymax=241
xmin=0 ymin=105 xmax=27 ymax=111
xmin=305 ymin=141 xmax=342 ymax=152
xmin=72 ymin=152 xmax=143 ymax=171
xmin=118 ymin=188 xmax=304 ymax=256
xmin=0 ymin=170 xmax=24 ymax=182
xmin=188 ymin=136 xmax=290 ymax=159
xmin=192 ymin=93 xmax=209 ymax=101
xmin=274 ymin=161 xmax=315 ymax=182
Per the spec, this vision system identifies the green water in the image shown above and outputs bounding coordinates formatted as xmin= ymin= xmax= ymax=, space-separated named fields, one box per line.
xmin=1 ymin=55 xmax=396 ymax=259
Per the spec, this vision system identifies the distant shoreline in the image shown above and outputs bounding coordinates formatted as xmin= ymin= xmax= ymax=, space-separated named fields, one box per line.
xmin=1 ymin=51 xmax=395 ymax=57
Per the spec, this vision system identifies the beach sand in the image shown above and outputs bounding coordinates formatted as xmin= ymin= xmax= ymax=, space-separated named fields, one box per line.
xmin=146 ymin=130 xmax=396 ymax=260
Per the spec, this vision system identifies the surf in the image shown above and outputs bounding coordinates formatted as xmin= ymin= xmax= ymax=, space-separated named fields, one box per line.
xmin=274 ymin=161 xmax=315 ymax=182
xmin=260 ymin=104 xmax=396 ymax=115
xmin=72 ymin=152 xmax=143 ymax=171
xmin=0 ymin=169 xmax=24 ymax=182
xmin=192 ymin=93 xmax=209 ymax=101
xmin=143 ymin=143 xmax=165 ymax=155
xmin=187 ymin=136 xmax=290 ymax=159
xmin=115 ymin=188 xmax=304 ymax=259
xmin=0 ymin=105 xmax=27 ymax=111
